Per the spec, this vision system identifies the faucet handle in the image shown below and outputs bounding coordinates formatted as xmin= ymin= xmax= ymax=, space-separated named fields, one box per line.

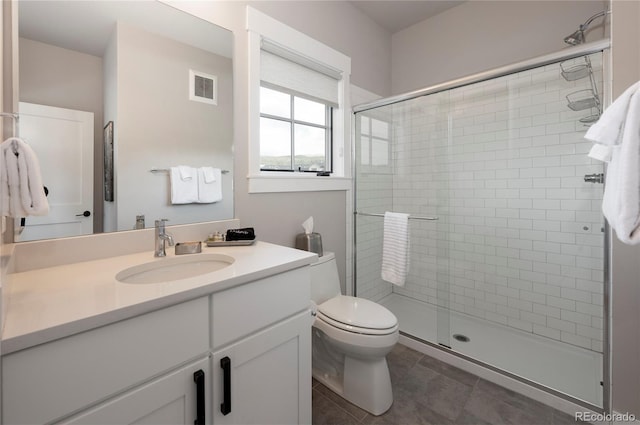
xmin=155 ymin=218 xmax=169 ymax=227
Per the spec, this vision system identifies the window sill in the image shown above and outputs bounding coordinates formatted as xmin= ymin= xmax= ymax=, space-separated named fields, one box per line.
xmin=247 ymin=173 xmax=352 ymax=193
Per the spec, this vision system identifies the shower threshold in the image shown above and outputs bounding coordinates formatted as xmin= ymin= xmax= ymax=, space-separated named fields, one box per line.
xmin=379 ymin=293 xmax=602 ymax=406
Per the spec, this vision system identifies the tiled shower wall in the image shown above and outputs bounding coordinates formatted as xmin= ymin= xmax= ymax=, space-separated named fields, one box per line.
xmin=355 ymin=53 xmax=605 ymax=352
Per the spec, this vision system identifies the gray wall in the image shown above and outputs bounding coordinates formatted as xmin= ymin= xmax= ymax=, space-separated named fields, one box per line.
xmin=114 ymin=23 xmax=233 ymax=231
xmin=610 ymin=0 xmax=640 ymax=417
xmin=391 ymin=1 xmax=607 ymax=93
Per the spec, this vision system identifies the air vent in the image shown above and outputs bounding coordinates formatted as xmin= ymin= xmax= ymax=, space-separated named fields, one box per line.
xmin=189 ymin=70 xmax=217 ymax=105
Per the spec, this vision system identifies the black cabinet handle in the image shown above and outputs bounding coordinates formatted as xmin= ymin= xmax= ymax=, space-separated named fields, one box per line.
xmin=220 ymin=356 xmax=231 ymax=415
xmin=193 ymin=369 xmax=205 ymax=425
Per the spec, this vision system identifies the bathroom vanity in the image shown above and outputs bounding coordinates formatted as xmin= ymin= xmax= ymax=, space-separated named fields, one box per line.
xmin=1 ymin=240 xmax=316 ymax=424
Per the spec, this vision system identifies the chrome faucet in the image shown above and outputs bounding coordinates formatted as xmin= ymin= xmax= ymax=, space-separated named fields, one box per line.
xmin=154 ymin=219 xmax=175 ymax=257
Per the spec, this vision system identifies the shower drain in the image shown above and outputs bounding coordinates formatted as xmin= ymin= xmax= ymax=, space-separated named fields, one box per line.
xmin=452 ymin=334 xmax=470 ymax=342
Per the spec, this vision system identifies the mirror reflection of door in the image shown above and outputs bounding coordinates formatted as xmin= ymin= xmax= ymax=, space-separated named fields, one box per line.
xmin=15 ymin=102 xmax=94 ymax=242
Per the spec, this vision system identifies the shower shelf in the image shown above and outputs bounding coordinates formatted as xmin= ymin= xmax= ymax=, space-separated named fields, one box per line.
xmin=560 ymin=62 xmax=590 ymax=81
xmin=579 ymin=108 xmax=600 ymax=124
xmin=566 ymin=89 xmax=599 ymax=111
xmin=560 ymin=56 xmax=602 ymax=124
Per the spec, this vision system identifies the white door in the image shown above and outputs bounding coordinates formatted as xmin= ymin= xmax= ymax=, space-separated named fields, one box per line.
xmin=16 ymin=102 xmax=94 ymax=241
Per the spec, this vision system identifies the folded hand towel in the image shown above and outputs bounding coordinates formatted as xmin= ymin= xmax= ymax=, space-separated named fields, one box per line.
xmin=178 ymin=165 xmax=194 ymax=181
xmin=0 ymin=137 xmax=49 ymax=217
xmin=585 ymin=81 xmax=640 ymax=244
xmin=381 ymin=211 xmax=410 ymax=286
xmin=170 ymin=166 xmax=198 ymax=204
xmin=197 ymin=167 xmax=222 ymax=203
xmin=202 ymin=167 xmax=216 ymax=183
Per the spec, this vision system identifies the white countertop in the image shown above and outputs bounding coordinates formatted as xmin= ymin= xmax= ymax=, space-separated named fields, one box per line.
xmin=2 ymin=241 xmax=317 ymax=354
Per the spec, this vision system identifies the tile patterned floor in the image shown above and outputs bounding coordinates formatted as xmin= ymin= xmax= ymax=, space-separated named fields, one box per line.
xmin=312 ymin=344 xmax=587 ymax=425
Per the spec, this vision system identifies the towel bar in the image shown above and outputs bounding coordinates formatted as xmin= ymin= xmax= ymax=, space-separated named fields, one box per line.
xmin=150 ymin=168 xmax=229 ymax=174
xmin=355 ymin=211 xmax=438 ymax=221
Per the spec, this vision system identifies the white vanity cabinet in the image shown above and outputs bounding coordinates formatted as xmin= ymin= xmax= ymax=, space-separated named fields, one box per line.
xmin=210 ymin=267 xmax=312 ymax=425
xmin=2 ymin=263 xmax=313 ymax=425
xmin=2 ymin=297 xmax=211 ymax=425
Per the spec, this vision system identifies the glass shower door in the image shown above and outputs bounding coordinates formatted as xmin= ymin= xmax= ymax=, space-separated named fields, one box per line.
xmin=441 ymin=52 xmax=605 ymax=406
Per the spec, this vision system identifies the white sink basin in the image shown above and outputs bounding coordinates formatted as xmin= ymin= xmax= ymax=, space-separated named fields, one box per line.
xmin=116 ymin=253 xmax=235 ymax=284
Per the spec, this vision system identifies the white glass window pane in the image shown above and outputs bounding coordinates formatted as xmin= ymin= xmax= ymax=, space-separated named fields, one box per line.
xmin=260 ymin=86 xmax=291 ymax=118
xmin=260 ymin=117 xmax=291 ymax=170
xmin=360 ymin=116 xmax=370 ymax=135
xmin=294 ymin=124 xmax=326 ymax=171
xmin=361 ymin=136 xmax=370 ymax=165
xmin=372 ymin=139 xmax=388 ymax=166
xmin=371 ymin=118 xmax=389 ymax=138
xmin=294 ymin=97 xmax=326 ymax=125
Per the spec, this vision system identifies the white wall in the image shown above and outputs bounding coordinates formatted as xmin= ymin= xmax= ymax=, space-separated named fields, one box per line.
xmin=392 ymin=1 xmax=608 ymax=94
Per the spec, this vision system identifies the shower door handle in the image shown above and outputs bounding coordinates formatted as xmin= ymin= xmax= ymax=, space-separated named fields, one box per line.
xmin=584 ymin=173 xmax=604 ymax=184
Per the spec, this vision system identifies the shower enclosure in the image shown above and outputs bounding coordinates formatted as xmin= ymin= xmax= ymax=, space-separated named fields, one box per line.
xmin=353 ymin=42 xmax=609 ymax=409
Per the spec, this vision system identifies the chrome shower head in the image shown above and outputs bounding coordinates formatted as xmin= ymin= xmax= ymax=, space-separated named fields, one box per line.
xmin=564 ymin=10 xmax=608 ymax=45
xmin=564 ymin=29 xmax=585 ymax=46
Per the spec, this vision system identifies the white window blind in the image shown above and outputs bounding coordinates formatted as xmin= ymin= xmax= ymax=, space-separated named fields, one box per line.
xmin=260 ymin=39 xmax=341 ymax=108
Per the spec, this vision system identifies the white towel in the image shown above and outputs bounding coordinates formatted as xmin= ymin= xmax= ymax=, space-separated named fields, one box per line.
xmin=178 ymin=165 xmax=194 ymax=181
xmin=197 ymin=167 xmax=222 ymax=203
xmin=170 ymin=166 xmax=198 ymax=204
xmin=381 ymin=211 xmax=410 ymax=286
xmin=0 ymin=137 xmax=49 ymax=217
xmin=585 ymin=81 xmax=640 ymax=244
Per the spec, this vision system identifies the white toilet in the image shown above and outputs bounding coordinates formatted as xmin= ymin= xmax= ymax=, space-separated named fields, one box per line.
xmin=310 ymin=252 xmax=399 ymax=416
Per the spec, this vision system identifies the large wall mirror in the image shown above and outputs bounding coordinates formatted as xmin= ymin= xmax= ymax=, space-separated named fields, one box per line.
xmin=16 ymin=1 xmax=234 ymax=242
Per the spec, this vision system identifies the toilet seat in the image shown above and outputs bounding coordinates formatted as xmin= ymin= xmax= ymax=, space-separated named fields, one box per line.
xmin=317 ymin=295 xmax=398 ymax=335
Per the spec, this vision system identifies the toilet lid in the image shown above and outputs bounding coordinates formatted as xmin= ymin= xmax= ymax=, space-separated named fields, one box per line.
xmin=318 ymin=295 xmax=397 ymax=330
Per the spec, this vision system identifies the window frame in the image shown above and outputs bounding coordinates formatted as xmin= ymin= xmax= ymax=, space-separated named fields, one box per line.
xmin=247 ymin=6 xmax=351 ymax=193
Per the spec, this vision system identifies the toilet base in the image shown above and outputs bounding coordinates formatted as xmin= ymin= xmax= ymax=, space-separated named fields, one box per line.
xmin=312 ymin=356 xmax=393 ymax=416
xmin=312 ymin=330 xmax=394 ymax=416
xmin=344 ymin=356 xmax=393 ymax=415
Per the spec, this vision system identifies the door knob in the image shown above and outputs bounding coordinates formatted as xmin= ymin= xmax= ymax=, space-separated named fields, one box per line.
xmin=76 ymin=210 xmax=91 ymax=217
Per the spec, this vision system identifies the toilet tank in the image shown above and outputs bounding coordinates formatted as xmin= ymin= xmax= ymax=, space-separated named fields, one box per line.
xmin=310 ymin=252 xmax=341 ymax=305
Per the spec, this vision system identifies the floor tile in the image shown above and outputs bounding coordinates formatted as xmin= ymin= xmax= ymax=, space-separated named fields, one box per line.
xmin=312 ymin=388 xmax=362 ymax=425
xmin=312 ymin=343 xmax=589 ymax=425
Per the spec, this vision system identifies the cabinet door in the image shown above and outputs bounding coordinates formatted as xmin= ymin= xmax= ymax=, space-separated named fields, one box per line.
xmin=59 ymin=357 xmax=210 ymax=425
xmin=212 ymin=312 xmax=312 ymax=425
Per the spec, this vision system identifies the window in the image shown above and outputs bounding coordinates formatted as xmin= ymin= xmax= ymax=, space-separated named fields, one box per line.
xmin=260 ymin=86 xmax=332 ymax=172
xmin=247 ymin=7 xmax=352 ymax=193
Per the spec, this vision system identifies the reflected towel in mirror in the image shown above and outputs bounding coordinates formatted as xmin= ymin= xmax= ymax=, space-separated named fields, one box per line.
xmin=170 ymin=166 xmax=198 ymax=204
xmin=197 ymin=167 xmax=222 ymax=203
xmin=0 ymin=137 xmax=49 ymax=217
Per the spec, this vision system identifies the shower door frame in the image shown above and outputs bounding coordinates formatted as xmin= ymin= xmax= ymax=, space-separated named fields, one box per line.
xmin=352 ymin=38 xmax=612 ymax=414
